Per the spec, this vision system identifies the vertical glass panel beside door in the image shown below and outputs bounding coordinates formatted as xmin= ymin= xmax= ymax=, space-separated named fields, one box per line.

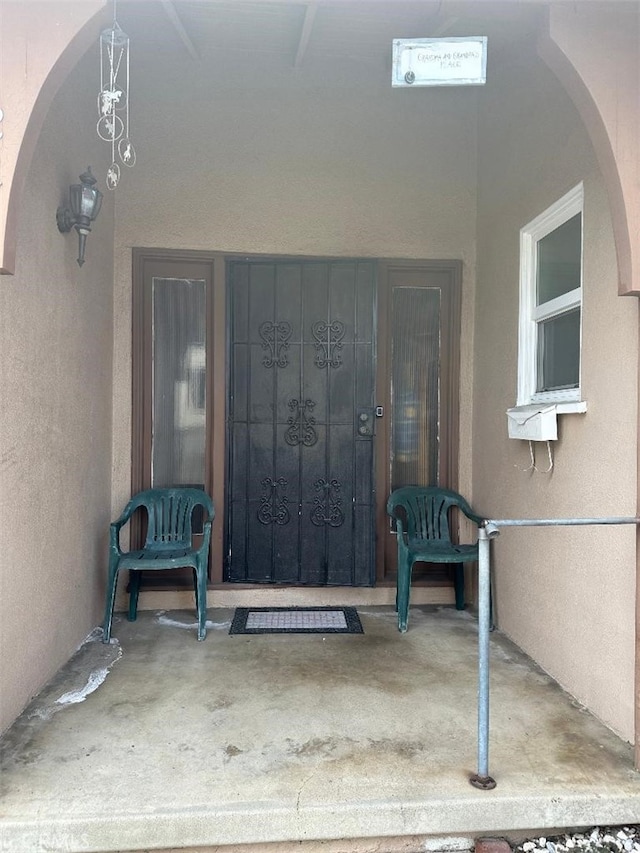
xmin=380 ymin=262 xmax=461 ymax=584
xmin=151 ymin=277 xmax=207 ymax=530
xmin=390 ymin=287 xmax=441 ymax=491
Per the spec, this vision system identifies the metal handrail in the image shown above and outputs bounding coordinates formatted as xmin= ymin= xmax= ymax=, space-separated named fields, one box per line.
xmin=470 ymin=515 xmax=640 ymax=791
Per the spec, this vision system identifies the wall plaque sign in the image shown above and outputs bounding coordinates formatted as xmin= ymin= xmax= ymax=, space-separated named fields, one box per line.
xmin=392 ymin=37 xmax=487 ymax=87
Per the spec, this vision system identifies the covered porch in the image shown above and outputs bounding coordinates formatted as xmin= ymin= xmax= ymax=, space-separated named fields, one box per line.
xmin=1 ymin=605 xmax=637 ymax=852
xmin=1 ymin=5 xmax=640 ymax=851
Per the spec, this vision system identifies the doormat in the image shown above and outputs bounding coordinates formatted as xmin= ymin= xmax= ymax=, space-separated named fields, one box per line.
xmin=229 ymin=606 xmax=364 ymax=635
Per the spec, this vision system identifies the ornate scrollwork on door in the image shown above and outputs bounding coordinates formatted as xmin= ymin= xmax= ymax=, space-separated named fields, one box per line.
xmin=312 ymin=320 xmax=345 ymax=369
xmin=257 ymin=477 xmax=290 ymax=525
xmin=259 ymin=321 xmax=292 ymax=368
xmin=310 ymin=478 xmax=345 ymax=527
xmin=285 ymin=399 xmax=318 ymax=447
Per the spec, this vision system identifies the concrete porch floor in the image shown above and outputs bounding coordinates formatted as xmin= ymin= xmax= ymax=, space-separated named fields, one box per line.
xmin=0 ymin=606 xmax=638 ymax=853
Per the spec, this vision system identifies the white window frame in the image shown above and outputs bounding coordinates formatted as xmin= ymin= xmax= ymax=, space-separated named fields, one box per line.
xmin=517 ymin=183 xmax=584 ymax=408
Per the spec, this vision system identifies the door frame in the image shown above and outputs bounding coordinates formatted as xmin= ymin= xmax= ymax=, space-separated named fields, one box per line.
xmin=374 ymin=259 xmax=462 ymax=584
xmin=132 ymin=249 xmax=226 ymax=580
xmin=132 ymin=250 xmax=462 ymax=588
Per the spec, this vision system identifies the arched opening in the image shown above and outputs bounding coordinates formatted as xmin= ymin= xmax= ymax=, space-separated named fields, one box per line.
xmin=0 ymin=1 xmax=107 ymax=274
xmin=1 ymin=0 xmax=638 ymax=786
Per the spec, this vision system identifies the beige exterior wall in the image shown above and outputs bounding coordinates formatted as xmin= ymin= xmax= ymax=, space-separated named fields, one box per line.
xmin=0 ymin=52 xmax=115 ymax=734
xmin=111 ymin=59 xmax=479 ymax=518
xmin=474 ymin=51 xmax=638 ymax=741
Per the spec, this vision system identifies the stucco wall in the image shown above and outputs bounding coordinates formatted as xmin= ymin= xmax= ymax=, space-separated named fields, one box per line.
xmin=111 ymin=56 xmax=479 ymax=518
xmin=474 ymin=48 xmax=638 ymax=741
xmin=0 ymin=51 xmax=114 ymax=734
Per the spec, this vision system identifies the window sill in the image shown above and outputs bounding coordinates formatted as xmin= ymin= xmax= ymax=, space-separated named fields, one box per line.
xmin=513 ymin=400 xmax=587 ymax=415
xmin=554 ymin=401 xmax=587 ymax=414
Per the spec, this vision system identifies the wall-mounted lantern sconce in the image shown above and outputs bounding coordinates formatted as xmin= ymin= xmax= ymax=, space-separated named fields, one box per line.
xmin=56 ymin=167 xmax=103 ymax=267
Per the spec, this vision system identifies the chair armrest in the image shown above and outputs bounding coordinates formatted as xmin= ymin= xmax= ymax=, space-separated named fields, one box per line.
xmin=393 ymin=516 xmax=405 ymax=537
xmin=462 ymin=510 xmax=486 ymax=527
xmin=194 ymin=516 xmax=214 ymax=557
xmin=111 ymin=512 xmax=132 ymax=533
xmin=457 ymin=500 xmax=485 ymax=528
xmin=202 ymin=517 xmax=213 ymax=541
xmin=458 ymin=507 xmax=487 ymax=546
xmin=392 ymin=516 xmax=409 ymax=558
xmin=112 ymin=496 xmax=141 ymax=530
xmin=109 ymin=522 xmax=125 ymax=556
xmin=196 ymin=497 xmax=215 ymax=549
xmin=109 ymin=500 xmax=140 ymax=555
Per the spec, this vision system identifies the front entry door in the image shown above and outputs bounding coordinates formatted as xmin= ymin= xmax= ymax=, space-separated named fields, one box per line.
xmin=227 ymin=260 xmax=376 ymax=585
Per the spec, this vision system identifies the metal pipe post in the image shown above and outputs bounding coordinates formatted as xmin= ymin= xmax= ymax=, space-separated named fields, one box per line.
xmin=470 ymin=525 xmax=496 ymax=790
xmin=466 ymin=514 xmax=639 ymax=791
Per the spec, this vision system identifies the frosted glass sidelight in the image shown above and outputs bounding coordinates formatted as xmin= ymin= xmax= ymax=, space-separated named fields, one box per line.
xmin=391 ymin=287 xmax=441 ymax=490
xmin=152 ymin=278 xmax=206 ymax=490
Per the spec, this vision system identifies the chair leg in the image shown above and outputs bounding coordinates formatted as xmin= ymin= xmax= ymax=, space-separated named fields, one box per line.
xmin=396 ymin=558 xmax=412 ymax=633
xmin=195 ymin=563 xmax=208 ymax=641
xmin=193 ymin=567 xmax=199 ymax=613
xmin=128 ymin=570 xmax=142 ymax=622
xmin=102 ymin=560 xmax=119 ymax=643
xmin=454 ymin=563 xmax=465 ymax=610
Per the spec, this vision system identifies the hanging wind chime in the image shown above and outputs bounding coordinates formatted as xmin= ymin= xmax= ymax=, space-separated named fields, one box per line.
xmin=97 ymin=1 xmax=136 ymax=190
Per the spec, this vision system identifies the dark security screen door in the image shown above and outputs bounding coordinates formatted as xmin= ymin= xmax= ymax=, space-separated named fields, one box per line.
xmin=227 ymin=260 xmax=376 ymax=586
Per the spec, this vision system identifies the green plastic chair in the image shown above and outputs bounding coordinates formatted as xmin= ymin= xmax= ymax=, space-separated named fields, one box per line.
xmin=386 ymin=486 xmax=484 ymax=632
xmin=103 ymin=488 xmax=215 ymax=642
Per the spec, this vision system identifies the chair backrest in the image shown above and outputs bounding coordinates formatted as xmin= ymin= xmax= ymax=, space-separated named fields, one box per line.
xmin=386 ymin=486 xmax=474 ymax=543
xmin=129 ymin=488 xmax=214 ymax=550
